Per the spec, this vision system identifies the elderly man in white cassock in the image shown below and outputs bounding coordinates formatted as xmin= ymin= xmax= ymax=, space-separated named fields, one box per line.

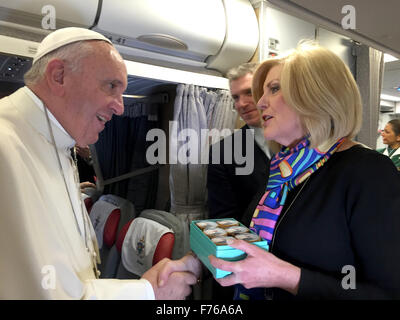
xmin=0 ymin=27 xmax=201 ymax=299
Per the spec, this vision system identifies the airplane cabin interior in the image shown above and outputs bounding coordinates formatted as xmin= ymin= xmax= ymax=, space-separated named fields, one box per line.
xmin=0 ymin=0 xmax=399 ymax=301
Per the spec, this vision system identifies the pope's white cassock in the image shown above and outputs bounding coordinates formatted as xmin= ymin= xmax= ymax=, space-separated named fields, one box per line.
xmin=0 ymin=87 xmax=155 ymax=299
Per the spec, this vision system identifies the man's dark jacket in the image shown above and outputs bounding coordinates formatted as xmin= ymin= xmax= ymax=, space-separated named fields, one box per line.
xmin=207 ymin=124 xmax=270 ymax=225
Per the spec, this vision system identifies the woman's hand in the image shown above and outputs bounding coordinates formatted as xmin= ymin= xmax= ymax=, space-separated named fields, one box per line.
xmin=208 ymin=238 xmax=301 ymax=295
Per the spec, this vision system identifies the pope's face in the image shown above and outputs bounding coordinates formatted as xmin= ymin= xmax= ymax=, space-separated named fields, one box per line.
xmin=63 ymin=42 xmax=127 ymax=146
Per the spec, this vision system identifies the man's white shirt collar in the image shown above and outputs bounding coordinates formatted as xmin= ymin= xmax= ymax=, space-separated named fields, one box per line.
xmin=249 ymin=125 xmax=272 ymax=159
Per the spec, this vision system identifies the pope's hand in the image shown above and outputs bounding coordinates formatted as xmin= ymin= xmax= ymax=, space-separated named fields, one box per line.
xmin=142 ymin=254 xmax=201 ymax=300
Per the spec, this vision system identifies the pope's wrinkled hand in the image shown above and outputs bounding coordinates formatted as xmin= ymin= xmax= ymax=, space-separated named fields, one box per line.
xmin=142 ymin=254 xmax=201 ymax=300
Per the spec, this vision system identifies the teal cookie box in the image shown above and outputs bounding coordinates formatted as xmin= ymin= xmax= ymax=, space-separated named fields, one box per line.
xmin=190 ymin=218 xmax=269 ymax=279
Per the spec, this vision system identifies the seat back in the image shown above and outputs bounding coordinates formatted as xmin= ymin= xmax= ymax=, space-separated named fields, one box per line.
xmin=116 ymin=217 xmax=175 ymax=279
xmin=99 ymin=194 xmax=136 ymax=233
xmin=139 ymin=209 xmax=190 ymax=260
xmin=103 ymin=209 xmax=121 ymax=249
xmin=88 ymin=194 xmax=136 ymax=278
xmin=100 ymin=219 xmax=133 ymax=279
xmin=82 ymin=187 xmax=101 ymax=214
xmin=89 ymin=200 xmax=119 ymax=249
xmin=153 ymin=233 xmax=175 ymax=265
xmin=114 ymin=219 xmax=136 ymax=279
xmin=84 ymin=197 xmax=94 ymax=214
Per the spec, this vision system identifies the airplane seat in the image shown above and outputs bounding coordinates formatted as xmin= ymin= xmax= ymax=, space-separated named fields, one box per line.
xmin=152 ymin=233 xmax=175 ymax=265
xmin=99 ymin=218 xmax=133 ymax=279
xmin=99 ymin=194 xmax=136 ymax=230
xmin=102 ymin=208 xmax=121 ymax=249
xmin=115 ymin=217 xmax=175 ymax=279
xmin=115 ymin=219 xmax=134 ymax=254
xmin=88 ymin=194 xmax=136 ymax=278
xmin=84 ymin=197 xmax=94 ymax=214
xmin=81 ymin=187 xmax=101 ymax=214
xmin=101 ymin=218 xmax=135 ymax=279
xmin=97 ymin=208 xmax=121 ymax=278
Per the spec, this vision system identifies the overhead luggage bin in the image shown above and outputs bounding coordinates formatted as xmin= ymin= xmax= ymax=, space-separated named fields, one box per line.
xmin=0 ymin=0 xmax=259 ymax=74
xmin=266 ymin=0 xmax=400 ymax=59
xmin=0 ymin=0 xmax=98 ymax=33
xmin=93 ymin=0 xmax=259 ymax=74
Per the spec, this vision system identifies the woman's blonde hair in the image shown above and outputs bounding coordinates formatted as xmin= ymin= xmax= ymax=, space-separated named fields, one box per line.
xmin=252 ymin=41 xmax=362 ymax=151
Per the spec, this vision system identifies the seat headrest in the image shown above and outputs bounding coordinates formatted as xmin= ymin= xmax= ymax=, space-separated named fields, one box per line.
xmin=116 ymin=219 xmax=134 ymax=253
xmin=103 ymin=209 xmax=121 ymax=249
xmin=89 ymin=199 xmax=120 ymax=249
xmin=153 ymin=233 xmax=175 ymax=265
xmin=120 ymin=217 xmax=174 ymax=277
xmin=84 ymin=197 xmax=94 ymax=214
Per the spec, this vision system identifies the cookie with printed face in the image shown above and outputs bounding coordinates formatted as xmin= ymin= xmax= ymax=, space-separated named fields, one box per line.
xmin=226 ymin=226 xmax=250 ymax=236
xmin=203 ymin=227 xmax=228 ymax=238
xmin=211 ymin=236 xmax=235 ymax=246
xmin=216 ymin=219 xmax=239 ymax=229
xmin=196 ymin=221 xmax=218 ymax=230
xmin=235 ymin=233 xmax=260 ymax=243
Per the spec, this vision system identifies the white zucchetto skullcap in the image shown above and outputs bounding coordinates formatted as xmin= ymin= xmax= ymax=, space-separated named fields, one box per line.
xmin=33 ymin=27 xmax=112 ymax=64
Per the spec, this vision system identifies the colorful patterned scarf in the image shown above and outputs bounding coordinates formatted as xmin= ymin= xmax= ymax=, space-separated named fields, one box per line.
xmin=250 ymin=137 xmax=344 ymax=244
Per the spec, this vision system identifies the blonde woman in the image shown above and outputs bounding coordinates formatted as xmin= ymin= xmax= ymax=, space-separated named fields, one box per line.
xmin=209 ymin=42 xmax=400 ymax=300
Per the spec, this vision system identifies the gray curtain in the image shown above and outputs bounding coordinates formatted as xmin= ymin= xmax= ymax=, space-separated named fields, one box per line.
xmin=94 ymin=101 xmax=159 ymax=213
xmin=355 ymin=45 xmax=384 ymax=149
xmin=169 ymin=84 xmax=236 ymax=224
xmin=208 ymin=90 xmax=237 ymax=132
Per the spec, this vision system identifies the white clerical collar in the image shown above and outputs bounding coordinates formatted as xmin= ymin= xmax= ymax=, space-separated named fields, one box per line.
xmin=17 ymin=87 xmax=75 ymax=149
xmin=249 ymin=125 xmax=272 ymax=159
xmin=23 ymin=86 xmax=71 ymax=138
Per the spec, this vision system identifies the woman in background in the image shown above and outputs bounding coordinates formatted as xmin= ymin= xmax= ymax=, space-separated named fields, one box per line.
xmin=377 ymin=119 xmax=400 ymax=170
